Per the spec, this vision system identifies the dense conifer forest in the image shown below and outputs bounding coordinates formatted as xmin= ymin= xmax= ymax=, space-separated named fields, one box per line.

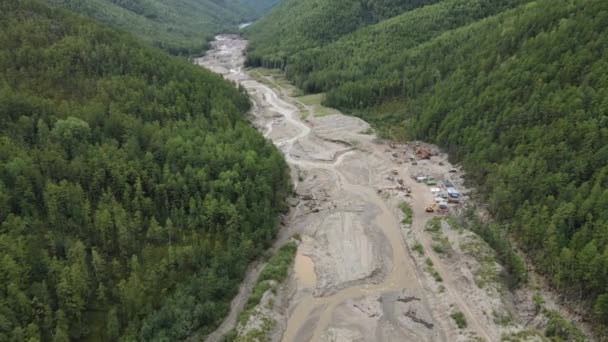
xmin=247 ymin=0 xmax=608 ymax=334
xmin=245 ymin=0 xmax=445 ymax=68
xmin=42 ymin=0 xmax=279 ymax=54
xmin=0 ymin=1 xmax=290 ymax=340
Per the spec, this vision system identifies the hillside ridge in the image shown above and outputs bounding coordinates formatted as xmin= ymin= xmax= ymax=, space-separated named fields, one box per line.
xmin=0 ymin=1 xmax=290 ymax=340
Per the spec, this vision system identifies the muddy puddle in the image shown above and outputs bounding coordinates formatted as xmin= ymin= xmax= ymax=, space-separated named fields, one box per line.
xmin=294 ymin=253 xmax=317 ymax=289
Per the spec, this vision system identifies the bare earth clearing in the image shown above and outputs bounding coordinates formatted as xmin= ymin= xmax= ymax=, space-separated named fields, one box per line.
xmin=196 ymin=35 xmax=591 ymax=342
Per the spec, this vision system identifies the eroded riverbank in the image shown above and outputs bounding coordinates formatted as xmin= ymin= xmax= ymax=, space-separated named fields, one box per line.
xmin=196 ymin=34 xmax=592 ymax=342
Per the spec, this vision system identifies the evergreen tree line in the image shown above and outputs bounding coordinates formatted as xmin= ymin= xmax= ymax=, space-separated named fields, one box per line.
xmin=246 ymin=0 xmax=608 ymax=334
xmin=0 ymin=1 xmax=290 ymax=340
xmin=42 ymin=0 xmax=281 ymax=55
xmin=244 ymin=0 xmax=444 ymax=69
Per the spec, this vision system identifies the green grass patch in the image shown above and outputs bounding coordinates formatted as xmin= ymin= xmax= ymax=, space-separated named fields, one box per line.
xmin=544 ymin=310 xmax=586 ymax=342
xmin=297 ymin=93 xmax=324 ymax=106
xmin=224 ymin=329 xmax=238 ymax=342
xmin=501 ymin=329 xmax=549 ymax=342
xmin=235 ymin=317 xmax=275 ymax=342
xmin=424 ymin=258 xmax=443 ymax=282
xmin=400 ymin=202 xmax=413 ymax=225
xmin=460 ymin=237 xmax=500 ymax=289
xmin=492 ymin=310 xmax=513 ymax=327
xmin=239 ymin=242 xmax=298 ymax=325
xmin=412 ymin=241 xmax=424 ymax=255
xmin=430 ymin=269 xmax=443 ymax=282
xmin=296 ymin=93 xmax=340 ymax=117
xmin=249 ymin=68 xmax=303 ymax=97
xmin=431 ymin=243 xmax=447 ymax=255
xmin=248 ymin=68 xmax=279 ymax=87
xmin=444 ymin=216 xmax=464 ymax=233
xmin=424 ymin=218 xmax=451 ymax=255
xmin=450 ymin=311 xmax=467 ymax=329
xmin=462 ymin=210 xmax=528 ymax=286
xmin=425 ymin=217 xmax=442 ymax=233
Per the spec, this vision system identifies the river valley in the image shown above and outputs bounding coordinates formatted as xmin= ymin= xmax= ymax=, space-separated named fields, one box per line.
xmin=196 ymin=34 xmax=589 ymax=342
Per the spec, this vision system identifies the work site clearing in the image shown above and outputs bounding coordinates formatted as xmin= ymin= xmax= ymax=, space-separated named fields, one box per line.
xmin=198 ymin=35 xmax=592 ymax=342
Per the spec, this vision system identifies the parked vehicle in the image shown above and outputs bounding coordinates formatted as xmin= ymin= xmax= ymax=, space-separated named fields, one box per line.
xmin=448 ymin=197 xmax=460 ymax=204
xmin=447 ymin=187 xmax=461 ymax=198
xmin=425 ymin=177 xmax=437 ymax=185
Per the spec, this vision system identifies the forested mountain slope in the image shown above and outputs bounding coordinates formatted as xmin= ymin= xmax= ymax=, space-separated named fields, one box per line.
xmin=0 ymin=0 xmax=290 ymax=340
xmin=248 ymin=0 xmax=608 ymax=334
xmin=245 ymin=0 xmax=443 ymax=67
xmin=279 ymin=0 xmax=530 ymax=93
xmin=42 ymin=0 xmax=273 ymax=54
xmin=239 ymin=0 xmax=283 ymax=18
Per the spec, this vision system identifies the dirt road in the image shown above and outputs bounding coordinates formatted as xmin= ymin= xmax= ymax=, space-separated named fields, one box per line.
xmin=196 ymin=35 xmax=564 ymax=342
